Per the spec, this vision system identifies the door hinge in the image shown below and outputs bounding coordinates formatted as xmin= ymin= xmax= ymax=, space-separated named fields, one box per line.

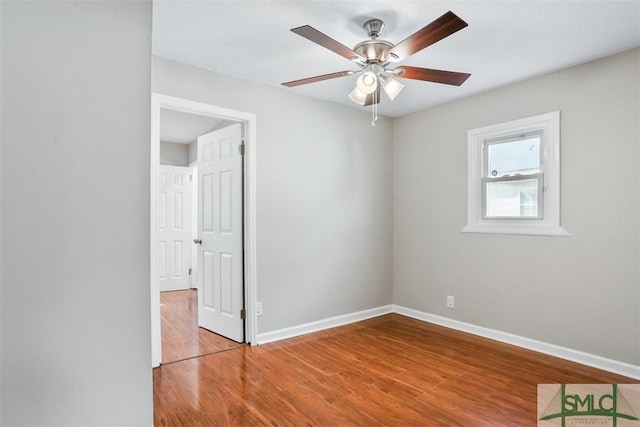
xmin=239 ymin=144 xmax=245 ymax=155
xmin=188 ymin=267 xmax=192 ymax=276
xmin=240 ymin=308 xmax=246 ymax=320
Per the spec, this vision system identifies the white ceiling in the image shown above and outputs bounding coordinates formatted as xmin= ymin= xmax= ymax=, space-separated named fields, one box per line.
xmin=152 ymin=1 xmax=640 ymax=118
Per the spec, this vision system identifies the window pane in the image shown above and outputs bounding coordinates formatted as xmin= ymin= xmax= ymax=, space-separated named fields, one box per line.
xmin=485 ymin=178 xmax=539 ymax=218
xmin=487 ymin=136 xmax=540 ymax=178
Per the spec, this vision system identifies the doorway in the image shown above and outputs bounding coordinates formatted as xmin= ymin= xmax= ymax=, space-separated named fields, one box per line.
xmin=160 ymin=289 xmax=241 ymax=363
xmin=150 ymin=94 xmax=257 ymax=368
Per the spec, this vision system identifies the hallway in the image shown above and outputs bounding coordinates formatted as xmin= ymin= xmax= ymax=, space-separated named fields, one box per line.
xmin=160 ymin=289 xmax=243 ymax=364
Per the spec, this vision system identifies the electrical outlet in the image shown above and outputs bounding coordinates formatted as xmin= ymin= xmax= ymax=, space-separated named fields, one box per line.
xmin=447 ymin=295 xmax=455 ymax=309
xmin=256 ymin=302 xmax=263 ymax=317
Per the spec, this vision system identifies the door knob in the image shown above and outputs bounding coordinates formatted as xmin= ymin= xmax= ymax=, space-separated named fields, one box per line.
xmin=193 ymin=239 xmax=202 ymax=244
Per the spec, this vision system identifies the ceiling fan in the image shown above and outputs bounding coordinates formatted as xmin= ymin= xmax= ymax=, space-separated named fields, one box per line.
xmin=282 ymin=11 xmax=471 ymax=113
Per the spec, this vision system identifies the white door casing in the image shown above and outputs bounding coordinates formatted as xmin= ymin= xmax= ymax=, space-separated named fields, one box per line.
xmin=157 ymin=165 xmax=192 ymax=292
xmin=150 ymin=93 xmax=257 ymax=368
xmin=196 ymin=124 xmax=244 ymax=342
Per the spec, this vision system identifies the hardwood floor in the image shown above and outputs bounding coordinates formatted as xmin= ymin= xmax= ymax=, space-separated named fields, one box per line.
xmin=161 ymin=289 xmax=242 ymax=364
xmin=154 ymin=313 xmax=637 ymax=426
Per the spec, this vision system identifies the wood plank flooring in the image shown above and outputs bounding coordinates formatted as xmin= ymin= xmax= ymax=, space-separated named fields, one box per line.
xmin=161 ymin=289 xmax=242 ymax=364
xmin=154 ymin=313 xmax=637 ymax=426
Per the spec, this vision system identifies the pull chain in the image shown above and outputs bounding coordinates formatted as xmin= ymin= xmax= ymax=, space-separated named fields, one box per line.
xmin=371 ymin=97 xmax=375 ymax=126
xmin=371 ymin=86 xmax=378 ymax=126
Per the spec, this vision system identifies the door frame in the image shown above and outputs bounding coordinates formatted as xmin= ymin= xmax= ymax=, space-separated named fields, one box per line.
xmin=150 ymin=93 xmax=257 ymax=367
xmin=188 ymin=162 xmax=198 ymax=290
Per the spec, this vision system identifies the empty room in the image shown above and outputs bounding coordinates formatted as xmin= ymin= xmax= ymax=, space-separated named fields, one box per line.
xmin=1 ymin=1 xmax=639 ymax=426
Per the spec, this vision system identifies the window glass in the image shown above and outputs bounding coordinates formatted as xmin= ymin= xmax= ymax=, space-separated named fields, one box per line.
xmin=485 ymin=178 xmax=539 ymax=218
xmin=487 ymin=135 xmax=541 ymax=178
xmin=519 ymin=189 xmax=537 ymax=217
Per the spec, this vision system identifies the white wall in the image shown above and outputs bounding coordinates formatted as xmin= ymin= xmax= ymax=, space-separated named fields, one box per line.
xmin=1 ymin=1 xmax=153 ymax=425
xmin=160 ymin=140 xmax=190 ymax=166
xmin=153 ymin=57 xmax=394 ymax=333
xmin=394 ymin=48 xmax=640 ymax=365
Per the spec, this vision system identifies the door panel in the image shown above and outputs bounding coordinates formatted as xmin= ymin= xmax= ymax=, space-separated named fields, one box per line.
xmin=158 ymin=165 xmax=192 ymax=292
xmin=197 ymin=124 xmax=244 ymax=342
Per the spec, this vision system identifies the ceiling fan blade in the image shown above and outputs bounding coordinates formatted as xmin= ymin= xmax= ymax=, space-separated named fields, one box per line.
xmin=393 ymin=66 xmax=470 ymax=86
xmin=385 ymin=11 xmax=468 ymax=62
xmin=282 ymin=70 xmax=355 ymax=87
xmin=291 ymin=25 xmax=364 ymax=62
xmin=363 ymin=85 xmax=381 ymax=106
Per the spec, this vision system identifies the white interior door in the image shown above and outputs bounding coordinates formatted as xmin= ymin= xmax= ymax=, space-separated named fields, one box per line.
xmin=158 ymin=165 xmax=192 ymax=292
xmin=189 ymin=164 xmax=198 ymax=290
xmin=196 ymin=124 xmax=244 ymax=342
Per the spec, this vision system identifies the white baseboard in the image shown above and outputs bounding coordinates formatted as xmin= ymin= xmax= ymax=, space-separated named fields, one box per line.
xmin=254 ymin=304 xmax=639 ymax=380
xmin=256 ymin=305 xmax=393 ymax=345
xmin=393 ymin=305 xmax=640 ymax=380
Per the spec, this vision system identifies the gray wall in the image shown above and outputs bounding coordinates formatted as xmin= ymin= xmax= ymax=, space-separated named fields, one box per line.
xmin=189 ymin=140 xmax=197 ymax=164
xmin=0 ymin=5 xmax=635 ymax=424
xmin=393 ymin=49 xmax=640 ymax=365
xmin=1 ymin=1 xmax=153 ymax=425
xmin=0 ymin=2 xmax=3 ymax=420
xmin=160 ymin=140 xmax=190 ymax=166
xmin=153 ymin=56 xmax=394 ymax=333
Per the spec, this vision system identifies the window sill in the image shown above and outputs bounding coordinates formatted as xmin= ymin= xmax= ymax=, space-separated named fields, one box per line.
xmin=461 ymin=223 xmax=571 ymax=237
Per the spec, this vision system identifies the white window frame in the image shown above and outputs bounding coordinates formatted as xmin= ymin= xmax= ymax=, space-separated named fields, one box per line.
xmin=481 ymin=131 xmax=544 ymax=219
xmin=462 ymin=111 xmax=570 ymax=236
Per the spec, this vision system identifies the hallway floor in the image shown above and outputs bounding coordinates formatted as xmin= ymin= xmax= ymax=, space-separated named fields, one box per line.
xmin=160 ymin=289 xmax=243 ymax=364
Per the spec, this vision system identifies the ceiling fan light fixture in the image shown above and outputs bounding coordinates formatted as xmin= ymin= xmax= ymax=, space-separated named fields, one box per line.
xmin=385 ymin=53 xmax=400 ymax=62
xmin=356 ymin=71 xmax=378 ymax=94
xmin=283 ymin=11 xmax=471 ymax=118
xmin=348 ymin=87 xmax=368 ymax=105
xmin=382 ymin=76 xmax=405 ymax=101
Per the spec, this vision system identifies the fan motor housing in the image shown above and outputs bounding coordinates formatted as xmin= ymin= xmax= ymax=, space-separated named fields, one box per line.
xmin=353 ymin=39 xmax=394 ymax=63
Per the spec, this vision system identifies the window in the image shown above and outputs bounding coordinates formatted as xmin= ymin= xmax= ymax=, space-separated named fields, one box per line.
xmin=483 ymin=132 xmax=542 ymax=219
xmin=463 ymin=111 xmax=569 ymax=236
